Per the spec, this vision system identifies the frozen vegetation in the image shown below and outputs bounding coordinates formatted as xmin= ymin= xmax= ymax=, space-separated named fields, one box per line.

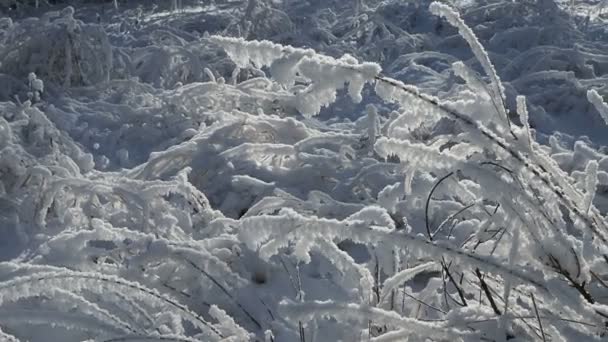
xmin=1 ymin=0 xmax=608 ymax=340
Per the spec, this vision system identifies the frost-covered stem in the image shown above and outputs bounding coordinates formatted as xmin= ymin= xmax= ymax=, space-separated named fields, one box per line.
xmin=296 ymin=262 xmax=306 ymax=342
xmin=113 ymin=0 xmax=118 ymax=9
xmin=440 ymin=266 xmax=451 ymax=311
xmin=209 ymin=35 xmax=381 ymax=116
xmin=475 ymin=268 xmax=501 ymax=316
xmin=429 ymin=2 xmax=511 ymax=132
xmin=280 ymin=257 xmax=306 ymax=341
xmin=584 ymin=161 xmax=598 ymax=214
xmin=587 ymin=89 xmax=608 ymax=125
xmin=403 ymin=289 xmax=446 ymax=314
xmin=0 ymin=272 xmax=223 ymax=338
xmin=366 ymin=104 xmax=378 ymax=154
xmin=102 ymin=336 xmax=200 ymax=342
xmin=64 ymin=34 xmax=72 ymax=88
xmin=299 ymin=321 xmax=306 ymax=342
xmin=425 ymin=172 xmax=455 ymax=241
xmin=433 ymin=202 xmax=476 ymax=239
xmin=375 ymin=75 xmax=608 ymax=244
xmin=113 ymin=291 xmax=156 ymax=331
xmin=230 ymin=66 xmax=240 ymax=85
xmin=373 ymin=253 xmax=381 ymax=304
xmin=516 ymin=96 xmax=533 ymax=150
xmin=281 ymin=300 xmax=458 ymax=339
xmin=181 ymin=256 xmax=262 ymax=330
xmin=380 ymin=262 xmax=438 ymax=305
xmin=258 ymin=296 xmax=275 ymax=322
xmin=503 ymin=229 xmax=520 ymax=316
xmin=390 ymin=248 xmax=399 ymax=310
xmin=547 ymin=253 xmax=594 ymax=304
xmin=279 ymin=256 xmax=299 ymax=297
xmin=203 ymin=68 xmax=216 ymax=83
xmin=295 ymin=263 xmax=303 ymax=302
xmin=240 ymin=208 xmax=550 ymax=292
xmin=530 ymin=293 xmax=547 ymax=342
xmin=441 ymin=260 xmax=467 ymax=306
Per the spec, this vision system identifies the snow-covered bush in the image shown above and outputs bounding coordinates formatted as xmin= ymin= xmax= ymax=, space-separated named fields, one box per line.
xmin=0 ymin=6 xmax=111 ymax=87
xmin=203 ymin=2 xmax=608 ymax=340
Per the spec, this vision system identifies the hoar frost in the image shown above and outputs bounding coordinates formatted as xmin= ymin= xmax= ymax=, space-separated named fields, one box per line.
xmin=209 ymin=36 xmax=380 ymax=116
xmin=1 ymin=1 xmax=608 ymax=341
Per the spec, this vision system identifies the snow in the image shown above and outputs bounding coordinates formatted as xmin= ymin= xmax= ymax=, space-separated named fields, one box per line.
xmin=1 ymin=0 xmax=608 ymax=341
xmin=587 ymin=88 xmax=608 ymax=125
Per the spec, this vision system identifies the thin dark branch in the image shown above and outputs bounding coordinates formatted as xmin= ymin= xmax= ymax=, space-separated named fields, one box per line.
xmin=475 ymin=268 xmax=501 ymax=316
xmin=279 ymin=255 xmax=299 ymax=297
xmin=591 ymin=270 xmax=608 ymax=289
xmin=433 ymin=202 xmax=476 ymax=239
xmin=258 ymin=296 xmax=275 ymax=321
xmin=181 ymin=256 xmax=262 ymax=330
xmin=547 ymin=254 xmax=595 ymax=304
xmin=479 ymin=161 xmax=525 ymax=190
xmin=531 ymin=293 xmax=546 ymax=342
xmin=299 ymin=321 xmax=306 ymax=342
xmin=441 ymin=266 xmax=450 ymax=311
xmin=442 ymin=259 xmax=467 ymax=306
xmin=426 ymin=171 xmax=455 ymax=241
xmin=402 ymin=288 xmax=446 ymax=314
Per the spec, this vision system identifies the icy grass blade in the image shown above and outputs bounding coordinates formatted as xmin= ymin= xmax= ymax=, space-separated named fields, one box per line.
xmin=279 ymin=299 xmax=464 ymax=340
xmin=516 ymin=96 xmax=533 ymax=150
xmin=379 ymin=261 xmax=439 ymax=305
xmin=0 ymin=269 xmax=223 ymax=339
xmin=584 ymin=160 xmax=598 ymax=214
xmin=430 ymin=2 xmax=510 ymax=129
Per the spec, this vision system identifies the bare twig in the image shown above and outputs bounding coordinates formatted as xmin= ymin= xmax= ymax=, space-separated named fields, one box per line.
xmin=426 ymin=171 xmax=455 ymax=240
xmin=442 ymin=259 xmax=467 ymax=306
xmin=433 ymin=202 xmax=476 ymax=239
xmin=402 ymin=288 xmax=446 ymax=314
xmin=591 ymin=270 xmax=608 ymax=289
xmin=531 ymin=293 xmax=546 ymax=342
xmin=547 ymin=254 xmax=595 ymax=304
xmin=299 ymin=321 xmax=306 ymax=342
xmin=258 ymin=296 xmax=275 ymax=321
xmin=181 ymin=256 xmax=262 ymax=330
xmin=279 ymin=255 xmax=299 ymax=296
xmin=475 ymin=268 xmax=501 ymax=315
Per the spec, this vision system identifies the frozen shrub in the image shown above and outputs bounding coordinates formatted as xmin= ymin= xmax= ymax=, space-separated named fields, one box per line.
xmin=0 ymin=6 xmax=111 ymax=87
